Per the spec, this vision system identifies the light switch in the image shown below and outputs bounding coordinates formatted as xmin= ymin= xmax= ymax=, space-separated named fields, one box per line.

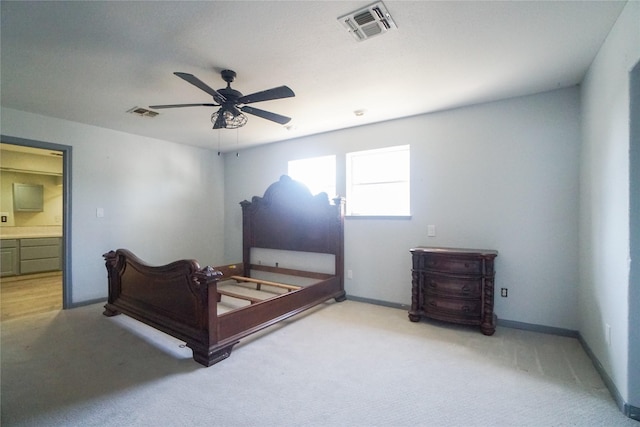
xmin=427 ymin=225 xmax=436 ymax=237
xmin=96 ymin=207 xmax=104 ymax=218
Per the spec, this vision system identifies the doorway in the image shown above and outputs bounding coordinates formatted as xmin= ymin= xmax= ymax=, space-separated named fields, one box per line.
xmin=0 ymin=135 xmax=71 ymax=317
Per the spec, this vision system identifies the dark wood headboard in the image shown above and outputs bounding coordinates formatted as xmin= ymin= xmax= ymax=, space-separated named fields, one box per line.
xmin=240 ymin=175 xmax=344 ymax=278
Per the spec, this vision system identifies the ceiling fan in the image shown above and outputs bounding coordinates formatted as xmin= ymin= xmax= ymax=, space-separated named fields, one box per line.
xmin=150 ymin=70 xmax=295 ymax=129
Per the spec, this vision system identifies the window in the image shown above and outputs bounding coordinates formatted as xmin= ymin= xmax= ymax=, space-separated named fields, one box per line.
xmin=288 ymin=155 xmax=336 ymax=198
xmin=346 ymin=145 xmax=410 ymax=216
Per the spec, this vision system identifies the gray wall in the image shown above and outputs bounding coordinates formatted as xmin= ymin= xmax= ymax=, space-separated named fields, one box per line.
xmin=223 ymin=87 xmax=581 ymax=330
xmin=1 ymin=107 xmax=226 ymax=304
xmin=579 ymin=0 xmax=639 ymax=408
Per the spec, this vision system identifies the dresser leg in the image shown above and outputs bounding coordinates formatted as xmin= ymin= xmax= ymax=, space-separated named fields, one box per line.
xmin=408 ymin=313 xmax=421 ymax=322
xmin=480 ymin=314 xmax=497 ymax=335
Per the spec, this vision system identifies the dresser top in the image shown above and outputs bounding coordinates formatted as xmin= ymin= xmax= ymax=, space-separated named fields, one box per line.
xmin=410 ymin=247 xmax=498 ymax=257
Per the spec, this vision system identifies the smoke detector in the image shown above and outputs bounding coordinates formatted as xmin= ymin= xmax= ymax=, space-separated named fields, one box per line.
xmin=338 ymin=1 xmax=397 ymax=42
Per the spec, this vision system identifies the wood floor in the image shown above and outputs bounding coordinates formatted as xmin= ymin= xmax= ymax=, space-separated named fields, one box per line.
xmin=0 ymin=272 xmax=63 ymax=321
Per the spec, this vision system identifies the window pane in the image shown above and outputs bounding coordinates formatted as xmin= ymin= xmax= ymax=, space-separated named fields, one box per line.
xmin=346 ymin=145 xmax=410 ymax=216
xmin=351 ymin=149 xmax=409 ymax=184
xmin=288 ymin=155 xmax=336 ymax=197
xmin=349 ymin=182 xmax=410 ymax=216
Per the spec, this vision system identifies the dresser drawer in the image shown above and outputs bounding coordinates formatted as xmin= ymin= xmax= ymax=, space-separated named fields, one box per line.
xmin=423 ymin=256 xmax=482 ymax=275
xmin=424 ymin=274 xmax=482 ymax=298
xmin=424 ymin=295 xmax=482 ymax=318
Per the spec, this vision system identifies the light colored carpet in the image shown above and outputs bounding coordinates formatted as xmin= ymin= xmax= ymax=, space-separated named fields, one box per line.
xmin=0 ymin=300 xmax=635 ymax=426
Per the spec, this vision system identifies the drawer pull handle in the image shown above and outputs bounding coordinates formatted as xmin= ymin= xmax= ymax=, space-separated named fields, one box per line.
xmin=462 ymin=305 xmax=470 ymax=312
xmin=461 ymin=285 xmax=470 ymax=294
xmin=429 ymin=281 xmax=437 ymax=288
xmin=429 ymin=301 xmax=437 ymax=307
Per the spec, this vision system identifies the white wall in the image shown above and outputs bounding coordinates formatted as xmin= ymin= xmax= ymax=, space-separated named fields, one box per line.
xmin=224 ymin=87 xmax=581 ymax=330
xmin=1 ymin=107 xmax=226 ymax=303
xmin=579 ymin=0 xmax=640 ymax=409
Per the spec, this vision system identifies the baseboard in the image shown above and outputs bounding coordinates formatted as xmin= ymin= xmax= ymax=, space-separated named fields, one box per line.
xmin=345 ymin=295 xmax=409 ymax=311
xmin=68 ymin=298 xmax=105 ymax=309
xmin=577 ymin=334 xmax=640 ymax=421
xmin=497 ymin=318 xmax=579 ymax=338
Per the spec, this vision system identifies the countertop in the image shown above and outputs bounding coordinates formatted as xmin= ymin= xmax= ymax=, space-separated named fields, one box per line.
xmin=0 ymin=226 xmax=63 ymax=240
xmin=1 ymin=234 xmax=62 ymax=239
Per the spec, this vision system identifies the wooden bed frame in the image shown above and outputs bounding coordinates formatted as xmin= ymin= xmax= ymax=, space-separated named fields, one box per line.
xmin=103 ymin=175 xmax=345 ymax=367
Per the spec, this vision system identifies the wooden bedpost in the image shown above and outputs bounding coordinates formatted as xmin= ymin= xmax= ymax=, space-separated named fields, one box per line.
xmin=190 ymin=266 xmax=238 ymax=367
xmin=240 ymin=199 xmax=252 ymax=278
xmin=332 ymin=196 xmax=346 ymax=302
xmin=103 ymin=250 xmax=121 ymax=316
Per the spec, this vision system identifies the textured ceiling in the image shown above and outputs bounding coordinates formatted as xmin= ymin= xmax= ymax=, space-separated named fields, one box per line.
xmin=0 ymin=1 xmax=626 ymax=152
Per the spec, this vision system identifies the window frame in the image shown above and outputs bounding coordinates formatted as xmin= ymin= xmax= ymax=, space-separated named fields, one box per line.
xmin=345 ymin=144 xmax=411 ymax=218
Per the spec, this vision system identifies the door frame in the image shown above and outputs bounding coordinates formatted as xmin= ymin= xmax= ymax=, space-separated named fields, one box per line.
xmin=1 ymin=134 xmax=72 ymax=309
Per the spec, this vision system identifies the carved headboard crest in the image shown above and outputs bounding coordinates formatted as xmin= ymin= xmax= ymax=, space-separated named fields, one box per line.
xmin=241 ymin=175 xmax=344 ymax=255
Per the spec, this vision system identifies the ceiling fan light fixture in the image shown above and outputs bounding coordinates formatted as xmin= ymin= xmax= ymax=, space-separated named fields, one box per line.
xmin=211 ymin=110 xmax=248 ymax=129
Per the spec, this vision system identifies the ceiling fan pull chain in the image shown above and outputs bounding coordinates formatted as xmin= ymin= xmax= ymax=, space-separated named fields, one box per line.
xmin=236 ymin=128 xmax=240 ymax=157
xmin=217 ymin=129 xmax=221 ymax=156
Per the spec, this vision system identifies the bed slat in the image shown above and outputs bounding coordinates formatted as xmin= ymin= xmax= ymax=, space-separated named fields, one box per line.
xmin=230 ymin=275 xmax=301 ymax=291
xmin=217 ymin=289 xmax=263 ymax=304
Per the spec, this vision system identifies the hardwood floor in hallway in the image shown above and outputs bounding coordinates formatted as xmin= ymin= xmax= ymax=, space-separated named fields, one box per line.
xmin=0 ymin=272 xmax=62 ymax=321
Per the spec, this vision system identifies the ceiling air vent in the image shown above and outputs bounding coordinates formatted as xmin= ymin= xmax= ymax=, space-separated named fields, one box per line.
xmin=338 ymin=1 xmax=397 ymax=42
xmin=127 ymin=106 xmax=159 ymax=118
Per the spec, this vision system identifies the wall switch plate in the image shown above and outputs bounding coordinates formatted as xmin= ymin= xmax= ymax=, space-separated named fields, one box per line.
xmin=96 ymin=207 xmax=104 ymax=218
xmin=427 ymin=225 xmax=436 ymax=237
xmin=347 ymin=269 xmax=353 ymax=279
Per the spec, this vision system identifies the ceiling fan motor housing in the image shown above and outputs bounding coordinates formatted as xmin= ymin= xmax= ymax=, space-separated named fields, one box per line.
xmin=221 ymin=69 xmax=236 ymax=83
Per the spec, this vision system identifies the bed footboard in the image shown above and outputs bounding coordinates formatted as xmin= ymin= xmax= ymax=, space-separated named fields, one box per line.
xmin=103 ymin=249 xmax=238 ymax=366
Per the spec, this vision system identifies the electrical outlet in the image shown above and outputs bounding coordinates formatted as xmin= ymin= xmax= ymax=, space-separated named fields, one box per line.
xmin=347 ymin=270 xmax=353 ymax=279
xmin=500 ymin=288 xmax=508 ymax=297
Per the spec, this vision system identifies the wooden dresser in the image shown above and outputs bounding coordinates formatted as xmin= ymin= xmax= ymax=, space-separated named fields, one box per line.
xmin=409 ymin=247 xmax=498 ymax=335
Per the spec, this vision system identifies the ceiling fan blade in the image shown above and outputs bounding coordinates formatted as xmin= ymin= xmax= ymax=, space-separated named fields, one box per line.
xmin=174 ymin=72 xmax=226 ymax=103
xmin=241 ymin=106 xmax=291 ymax=125
xmin=237 ymin=86 xmax=295 ymax=104
xmin=149 ymin=103 xmax=218 ymax=109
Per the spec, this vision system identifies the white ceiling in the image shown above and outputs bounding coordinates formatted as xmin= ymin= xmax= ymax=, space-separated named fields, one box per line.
xmin=0 ymin=1 xmax=626 ymax=152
